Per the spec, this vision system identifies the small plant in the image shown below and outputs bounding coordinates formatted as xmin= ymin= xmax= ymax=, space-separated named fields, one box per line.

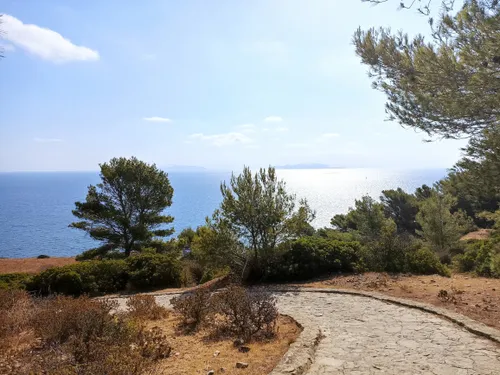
xmin=171 ymin=288 xmax=212 ymax=329
xmin=127 ymin=294 xmax=168 ymax=321
xmin=0 ymin=289 xmax=34 ymax=349
xmin=137 ymin=326 xmax=172 ymax=360
xmin=437 ymin=288 xmax=461 ymax=303
xmin=211 ymin=285 xmax=278 ymax=342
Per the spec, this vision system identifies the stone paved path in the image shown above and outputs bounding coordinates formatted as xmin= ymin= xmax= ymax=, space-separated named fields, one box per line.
xmin=116 ymin=291 xmax=500 ymax=375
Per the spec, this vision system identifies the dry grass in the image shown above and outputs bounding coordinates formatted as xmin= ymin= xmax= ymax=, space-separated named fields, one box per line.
xmin=151 ymin=314 xmax=301 ymax=375
xmin=0 ymin=257 xmax=76 ymax=274
xmin=460 ymin=229 xmax=492 ymax=241
xmin=297 ymin=272 xmax=500 ymax=330
xmin=0 ymin=288 xmax=300 ymax=375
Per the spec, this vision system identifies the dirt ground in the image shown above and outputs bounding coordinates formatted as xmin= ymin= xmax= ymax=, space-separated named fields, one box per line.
xmin=0 ymin=257 xmax=76 ymax=274
xmin=151 ymin=314 xmax=301 ymax=375
xmin=296 ymin=272 xmax=500 ymax=331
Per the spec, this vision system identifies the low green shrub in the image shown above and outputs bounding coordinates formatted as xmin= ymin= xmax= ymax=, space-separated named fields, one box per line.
xmin=0 ymin=273 xmax=33 ymax=290
xmin=453 ymin=240 xmax=500 ymax=278
xmin=126 ymin=254 xmax=181 ymax=290
xmin=265 ymin=237 xmax=362 ymax=281
xmin=407 ymin=247 xmax=451 ymax=277
xmin=199 ymin=266 xmax=231 ymax=284
xmin=29 ymin=260 xmax=128 ymax=296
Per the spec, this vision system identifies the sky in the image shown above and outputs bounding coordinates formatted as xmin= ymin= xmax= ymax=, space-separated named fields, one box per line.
xmin=0 ymin=0 xmax=468 ymax=172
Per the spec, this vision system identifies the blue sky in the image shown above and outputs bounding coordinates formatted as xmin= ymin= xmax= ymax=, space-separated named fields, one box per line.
xmin=0 ymin=0 xmax=467 ymax=172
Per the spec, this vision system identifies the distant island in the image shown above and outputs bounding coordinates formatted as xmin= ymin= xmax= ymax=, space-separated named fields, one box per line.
xmin=275 ymin=163 xmax=343 ymax=170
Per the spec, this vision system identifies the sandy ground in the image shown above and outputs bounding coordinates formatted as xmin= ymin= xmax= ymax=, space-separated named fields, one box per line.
xmin=150 ymin=314 xmax=301 ymax=375
xmin=0 ymin=257 xmax=76 ymax=274
xmin=295 ymin=272 xmax=500 ymax=331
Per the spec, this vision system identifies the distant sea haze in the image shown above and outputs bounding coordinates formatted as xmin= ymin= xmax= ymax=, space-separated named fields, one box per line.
xmin=0 ymin=168 xmax=446 ymax=258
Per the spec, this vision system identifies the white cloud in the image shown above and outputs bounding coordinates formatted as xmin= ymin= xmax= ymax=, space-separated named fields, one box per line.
xmin=143 ymin=116 xmax=172 ymax=123
xmin=0 ymin=43 xmax=15 ymax=52
xmin=276 ymin=127 xmax=289 ymax=132
xmin=2 ymin=14 xmax=99 ymax=63
xmin=190 ymin=132 xmax=252 ymax=147
xmin=264 ymin=116 xmax=283 ymax=123
xmin=236 ymin=124 xmax=256 ymax=133
xmin=34 ymin=138 xmax=63 ymax=143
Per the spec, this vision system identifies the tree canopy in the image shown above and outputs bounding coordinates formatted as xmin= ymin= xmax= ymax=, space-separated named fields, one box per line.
xmin=70 ymin=157 xmax=174 ymax=257
xmin=215 ymin=166 xmax=314 ymax=278
xmin=354 ymin=1 xmax=500 ymax=139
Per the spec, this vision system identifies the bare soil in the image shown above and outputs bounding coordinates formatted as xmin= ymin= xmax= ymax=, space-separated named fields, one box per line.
xmin=151 ymin=314 xmax=301 ymax=375
xmin=295 ymin=272 xmax=500 ymax=331
xmin=0 ymin=257 xmax=76 ymax=274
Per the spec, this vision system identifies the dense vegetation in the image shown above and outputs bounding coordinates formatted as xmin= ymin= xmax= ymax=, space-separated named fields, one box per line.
xmin=3 ymin=2 xmax=500 ymax=295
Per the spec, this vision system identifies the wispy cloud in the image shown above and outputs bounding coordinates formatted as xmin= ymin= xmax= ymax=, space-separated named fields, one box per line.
xmin=236 ymin=124 xmax=256 ymax=133
xmin=143 ymin=116 xmax=172 ymax=123
xmin=189 ymin=132 xmax=252 ymax=147
xmin=276 ymin=126 xmax=288 ymax=132
xmin=2 ymin=14 xmax=99 ymax=63
xmin=264 ymin=116 xmax=283 ymax=123
xmin=0 ymin=43 xmax=15 ymax=52
xmin=34 ymin=137 xmax=63 ymax=143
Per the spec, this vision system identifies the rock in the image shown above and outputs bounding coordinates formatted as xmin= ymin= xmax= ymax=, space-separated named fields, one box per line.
xmin=236 ymin=362 xmax=249 ymax=369
xmin=238 ymin=346 xmax=250 ymax=353
xmin=174 ymin=352 xmax=180 ymax=356
xmin=207 ymin=371 xmax=215 ymax=375
xmin=220 ymin=368 xmax=226 ymax=373
xmin=214 ymin=350 xmax=220 ymax=357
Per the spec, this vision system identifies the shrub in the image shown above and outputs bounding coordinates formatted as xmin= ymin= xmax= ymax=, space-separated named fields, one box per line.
xmin=0 ymin=273 xmax=33 ymax=290
xmin=37 ymin=254 xmax=50 ymax=259
xmin=126 ymin=253 xmax=181 ymax=290
xmin=407 ymin=247 xmax=451 ymax=276
xmin=199 ymin=266 xmax=231 ymax=284
xmin=453 ymin=240 xmax=500 ymax=278
xmin=0 ymin=289 xmax=34 ymax=349
xmin=266 ymin=237 xmax=362 ymax=281
xmin=211 ymin=285 xmax=278 ymax=342
xmin=29 ymin=260 xmax=128 ymax=296
xmin=171 ymin=288 xmax=212 ymax=329
xmin=180 ymin=259 xmax=204 ymax=287
xmin=26 ymin=295 xmax=171 ymax=374
xmin=126 ymin=295 xmax=168 ymax=321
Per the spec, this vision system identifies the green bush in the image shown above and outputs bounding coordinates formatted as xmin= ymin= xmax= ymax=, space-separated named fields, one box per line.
xmin=265 ymin=237 xmax=362 ymax=282
xmin=453 ymin=240 xmax=500 ymax=278
xmin=199 ymin=266 xmax=231 ymax=284
xmin=0 ymin=273 xmax=33 ymax=290
xmin=29 ymin=260 xmax=128 ymax=296
xmin=407 ymin=247 xmax=451 ymax=276
xmin=126 ymin=254 xmax=181 ymax=290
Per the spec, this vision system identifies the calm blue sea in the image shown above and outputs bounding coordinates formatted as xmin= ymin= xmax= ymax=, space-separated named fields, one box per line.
xmin=0 ymin=169 xmax=447 ymax=258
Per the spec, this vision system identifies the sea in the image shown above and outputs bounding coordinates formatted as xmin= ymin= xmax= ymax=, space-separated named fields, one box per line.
xmin=0 ymin=168 xmax=447 ymax=258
